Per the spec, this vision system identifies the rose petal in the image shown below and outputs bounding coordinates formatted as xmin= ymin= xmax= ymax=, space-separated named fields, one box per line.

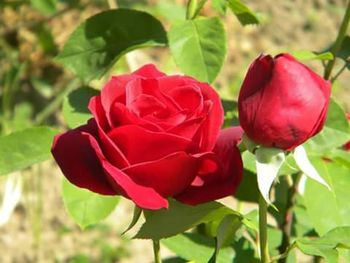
xmin=168 ymin=85 xmax=203 ymax=113
xmin=123 ymin=152 xmax=200 ymax=197
xmin=100 ymin=75 xmax=132 ymax=125
xmin=108 ymin=101 xmax=161 ymax=131
xmin=132 ymin=64 xmax=166 ymax=78
xmin=129 ymin=94 xmax=167 ymax=117
xmin=196 ymin=83 xmax=224 ymax=151
xmin=167 ymin=117 xmax=204 ymax=144
xmin=89 ymin=97 xmax=130 ymax=168
xmin=102 ymin=161 xmax=168 ymax=210
xmin=108 ymin=125 xmax=194 ymax=164
xmin=88 ymin=95 xmax=110 ymax=131
xmin=51 ymin=121 xmax=116 ymax=195
xmin=81 ymin=130 xmax=169 ymax=210
xmin=175 ymin=127 xmax=243 ymax=205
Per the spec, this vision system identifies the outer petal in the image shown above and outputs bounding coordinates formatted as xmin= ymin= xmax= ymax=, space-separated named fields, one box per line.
xmin=55 ymin=121 xmax=168 ymax=210
xmin=122 ymin=152 xmax=200 ymax=197
xmin=51 ymin=121 xmax=116 ymax=195
xmin=175 ymin=127 xmax=243 ymax=205
xmin=89 ymin=97 xmax=130 ymax=168
xmin=102 ymin=161 xmax=168 ymax=210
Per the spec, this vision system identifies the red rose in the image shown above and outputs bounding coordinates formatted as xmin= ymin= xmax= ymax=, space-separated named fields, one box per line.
xmin=238 ymin=53 xmax=331 ymax=151
xmin=52 ymin=64 xmax=243 ymax=210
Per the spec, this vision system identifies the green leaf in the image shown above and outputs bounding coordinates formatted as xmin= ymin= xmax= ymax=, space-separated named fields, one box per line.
xmin=209 ymin=214 xmax=242 ymax=262
xmin=154 ymin=0 xmax=186 ymax=23
xmin=0 ymin=126 xmax=58 ymax=175
xmin=304 ymin=158 xmax=350 ymax=235
xmin=227 ymin=0 xmax=260 ymax=26
xmin=235 ymin=169 xmax=259 ymax=203
xmin=56 ymin=9 xmax=167 ymax=82
xmin=212 ymin=0 xmax=227 ymax=16
xmin=168 ymin=17 xmax=226 ymax=83
xmin=31 ymin=0 xmax=57 ymax=15
xmin=304 ymin=98 xmax=350 ymax=154
xmin=7 ymin=103 xmax=33 ymax=132
xmin=162 ymin=233 xmax=234 ymax=263
xmin=291 ymin=50 xmax=333 ymax=61
xmin=295 ymin=227 xmax=350 ymax=263
xmin=135 ymin=199 xmax=239 ymax=239
xmin=62 ymin=87 xmax=99 ymax=128
xmin=325 ymin=98 xmax=349 ymax=132
xmin=61 ymin=178 xmax=120 ymax=229
xmin=122 ymin=206 xmax=142 ymax=235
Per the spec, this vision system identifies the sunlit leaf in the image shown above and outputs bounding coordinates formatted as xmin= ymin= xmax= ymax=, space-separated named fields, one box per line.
xmin=168 ymin=17 xmax=226 ymax=83
xmin=0 ymin=126 xmax=58 ymax=175
xmin=304 ymin=98 xmax=350 ymax=154
xmin=291 ymin=50 xmax=333 ymax=61
xmin=304 ymin=158 xmax=350 ymax=235
xmin=56 ymin=9 xmax=167 ymax=82
xmin=227 ymin=0 xmax=260 ymax=26
xmin=62 ymin=179 xmax=120 ymax=229
xmin=135 ymin=199 xmax=239 ymax=239
xmin=294 ymin=227 xmax=350 ymax=263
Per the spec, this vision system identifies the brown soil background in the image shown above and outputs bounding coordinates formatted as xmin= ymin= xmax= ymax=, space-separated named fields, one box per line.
xmin=0 ymin=0 xmax=349 ymax=262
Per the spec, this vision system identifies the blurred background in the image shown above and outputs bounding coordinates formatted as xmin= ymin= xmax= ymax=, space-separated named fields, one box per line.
xmin=0 ymin=0 xmax=349 ymax=262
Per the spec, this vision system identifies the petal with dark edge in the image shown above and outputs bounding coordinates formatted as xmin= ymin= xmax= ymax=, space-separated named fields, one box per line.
xmin=175 ymin=127 xmax=243 ymax=205
xmin=53 ymin=123 xmax=169 ymax=210
xmin=51 ymin=121 xmax=116 ymax=195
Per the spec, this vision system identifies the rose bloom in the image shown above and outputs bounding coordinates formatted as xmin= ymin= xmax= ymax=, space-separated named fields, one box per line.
xmin=52 ymin=65 xmax=243 ymax=210
xmin=238 ymin=53 xmax=331 ymax=151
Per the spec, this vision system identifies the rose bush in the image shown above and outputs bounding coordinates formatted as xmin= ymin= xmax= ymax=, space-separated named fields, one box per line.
xmin=238 ymin=53 xmax=331 ymax=150
xmin=52 ymin=64 xmax=243 ymax=210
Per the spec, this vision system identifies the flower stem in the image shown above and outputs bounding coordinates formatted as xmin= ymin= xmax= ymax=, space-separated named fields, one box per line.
xmin=259 ymin=194 xmax=270 ymax=263
xmin=153 ymin=239 xmax=162 ymax=263
xmin=278 ymin=173 xmax=303 ymax=263
xmin=324 ymin=0 xmax=350 ymax=80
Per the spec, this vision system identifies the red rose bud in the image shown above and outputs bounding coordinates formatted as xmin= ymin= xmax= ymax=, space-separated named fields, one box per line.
xmin=52 ymin=64 xmax=243 ymax=210
xmin=238 ymin=53 xmax=331 ymax=151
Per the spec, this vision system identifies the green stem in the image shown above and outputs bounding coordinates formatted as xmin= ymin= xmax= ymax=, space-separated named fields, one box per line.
xmin=153 ymin=240 xmax=162 ymax=263
xmin=324 ymin=0 xmax=350 ymax=80
xmin=259 ymin=194 xmax=270 ymax=263
xmin=34 ymin=79 xmax=78 ymax=125
xmin=278 ymin=173 xmax=303 ymax=263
